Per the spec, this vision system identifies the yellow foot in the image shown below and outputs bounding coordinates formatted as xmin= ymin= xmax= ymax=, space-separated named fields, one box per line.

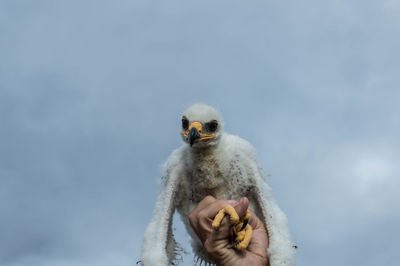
xmin=212 ymin=205 xmax=239 ymax=230
xmin=212 ymin=207 xmax=253 ymax=251
xmin=234 ymin=223 xmax=253 ymax=251
xmin=233 ymin=210 xmax=252 ymax=251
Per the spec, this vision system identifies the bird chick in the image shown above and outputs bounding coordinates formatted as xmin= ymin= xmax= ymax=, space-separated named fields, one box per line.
xmin=140 ymin=103 xmax=295 ymax=266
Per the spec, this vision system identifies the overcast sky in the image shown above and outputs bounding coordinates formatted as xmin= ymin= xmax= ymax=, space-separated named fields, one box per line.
xmin=1 ymin=0 xmax=399 ymax=265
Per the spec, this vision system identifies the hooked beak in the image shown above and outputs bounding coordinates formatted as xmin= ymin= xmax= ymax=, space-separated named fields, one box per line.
xmin=181 ymin=121 xmax=216 ymax=147
xmin=188 ymin=127 xmax=200 ymax=147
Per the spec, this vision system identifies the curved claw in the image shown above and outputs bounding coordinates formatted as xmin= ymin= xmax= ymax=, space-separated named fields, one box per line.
xmin=235 ymin=224 xmax=253 ymax=251
xmin=233 ymin=210 xmax=252 ymax=250
xmin=239 ymin=210 xmax=251 ymax=231
xmin=212 ymin=206 xmax=253 ymax=251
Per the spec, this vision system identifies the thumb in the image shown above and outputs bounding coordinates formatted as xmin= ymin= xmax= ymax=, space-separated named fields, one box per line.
xmin=233 ymin=197 xmax=249 ymax=219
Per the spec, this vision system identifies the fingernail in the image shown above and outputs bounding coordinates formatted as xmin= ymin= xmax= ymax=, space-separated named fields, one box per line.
xmin=239 ymin=197 xmax=248 ymax=206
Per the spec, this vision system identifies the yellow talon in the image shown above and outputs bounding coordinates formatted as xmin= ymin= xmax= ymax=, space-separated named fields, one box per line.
xmin=212 ymin=209 xmax=225 ymax=230
xmin=232 ymin=210 xmax=252 ymax=251
xmin=212 ymin=205 xmax=239 ymax=230
xmin=236 ymin=224 xmax=253 ymax=251
xmin=224 ymin=205 xmax=240 ymax=224
xmin=244 ymin=209 xmax=250 ymax=220
xmin=236 ymin=230 xmax=246 ymax=241
xmin=211 ymin=205 xmax=253 ymax=251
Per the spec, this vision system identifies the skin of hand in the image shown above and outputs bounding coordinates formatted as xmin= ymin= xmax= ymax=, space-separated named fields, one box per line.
xmin=189 ymin=195 xmax=269 ymax=266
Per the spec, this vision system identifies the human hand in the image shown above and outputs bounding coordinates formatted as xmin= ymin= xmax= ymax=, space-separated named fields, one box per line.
xmin=189 ymin=195 xmax=269 ymax=266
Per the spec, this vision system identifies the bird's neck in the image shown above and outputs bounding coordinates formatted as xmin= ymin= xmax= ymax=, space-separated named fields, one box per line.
xmin=189 ymin=143 xmax=219 ymax=159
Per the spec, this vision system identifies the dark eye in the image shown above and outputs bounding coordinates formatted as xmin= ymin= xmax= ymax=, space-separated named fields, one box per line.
xmin=205 ymin=120 xmax=218 ymax=132
xmin=182 ymin=117 xmax=189 ymax=130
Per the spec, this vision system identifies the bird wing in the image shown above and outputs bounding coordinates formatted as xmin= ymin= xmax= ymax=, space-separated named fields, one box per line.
xmin=248 ymin=159 xmax=296 ymax=266
xmin=227 ymin=136 xmax=296 ymax=266
xmin=140 ymin=148 xmax=184 ymax=266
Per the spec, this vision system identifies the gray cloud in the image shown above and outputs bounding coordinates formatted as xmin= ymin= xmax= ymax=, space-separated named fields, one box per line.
xmin=0 ymin=0 xmax=399 ymax=265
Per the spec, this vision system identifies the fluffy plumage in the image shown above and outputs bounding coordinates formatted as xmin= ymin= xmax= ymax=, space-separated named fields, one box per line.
xmin=141 ymin=103 xmax=296 ymax=266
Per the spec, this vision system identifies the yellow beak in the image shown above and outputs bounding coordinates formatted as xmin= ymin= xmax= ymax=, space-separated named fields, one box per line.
xmin=189 ymin=121 xmax=203 ymax=133
xmin=181 ymin=121 xmax=216 ymax=146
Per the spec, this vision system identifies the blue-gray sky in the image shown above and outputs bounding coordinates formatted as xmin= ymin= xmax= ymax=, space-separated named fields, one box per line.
xmin=1 ymin=0 xmax=399 ymax=265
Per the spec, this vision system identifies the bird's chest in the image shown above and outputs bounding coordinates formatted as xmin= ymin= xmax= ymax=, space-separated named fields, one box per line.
xmin=181 ymin=156 xmax=248 ymax=204
xmin=187 ymin=163 xmax=226 ymax=201
xmin=175 ymin=154 xmax=255 ymax=220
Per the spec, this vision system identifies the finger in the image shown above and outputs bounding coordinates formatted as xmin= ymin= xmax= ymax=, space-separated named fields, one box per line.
xmin=190 ymin=195 xmax=216 ymax=215
xmin=247 ymin=210 xmax=266 ymax=231
xmin=246 ymin=213 xmax=269 ymax=258
xmin=190 ymin=198 xmax=238 ymax=243
xmin=196 ymin=199 xmax=238 ymax=233
xmin=198 ymin=199 xmax=239 ymax=221
xmin=189 ymin=196 xmax=216 ymax=229
xmin=189 ymin=195 xmax=216 ymax=223
xmin=189 ymin=196 xmax=237 ymax=232
xmin=234 ymin=197 xmax=249 ymax=220
xmin=245 ymin=210 xmax=269 ymax=250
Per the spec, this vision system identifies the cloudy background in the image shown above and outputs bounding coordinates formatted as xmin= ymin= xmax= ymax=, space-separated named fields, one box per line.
xmin=1 ymin=0 xmax=399 ymax=265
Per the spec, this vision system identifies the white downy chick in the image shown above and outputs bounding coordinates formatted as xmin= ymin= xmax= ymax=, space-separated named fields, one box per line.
xmin=141 ymin=103 xmax=296 ymax=266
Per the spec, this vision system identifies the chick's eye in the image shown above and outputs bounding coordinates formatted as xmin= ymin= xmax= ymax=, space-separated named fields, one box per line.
xmin=206 ymin=121 xmax=218 ymax=132
xmin=182 ymin=118 xmax=189 ymax=130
